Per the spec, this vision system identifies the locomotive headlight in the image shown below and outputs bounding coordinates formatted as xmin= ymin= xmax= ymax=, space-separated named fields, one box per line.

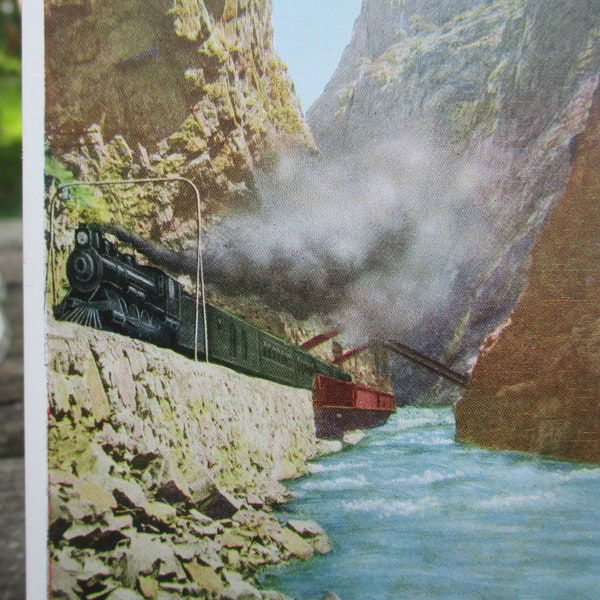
xmin=76 ymin=230 xmax=89 ymax=246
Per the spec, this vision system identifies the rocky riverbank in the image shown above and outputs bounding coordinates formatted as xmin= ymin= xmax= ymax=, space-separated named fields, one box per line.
xmin=50 ymin=469 xmax=331 ymax=599
xmin=47 ymin=320 xmax=344 ymax=599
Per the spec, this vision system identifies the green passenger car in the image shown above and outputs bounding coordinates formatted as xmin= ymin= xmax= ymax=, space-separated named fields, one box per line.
xmin=201 ymin=303 xmax=352 ymax=389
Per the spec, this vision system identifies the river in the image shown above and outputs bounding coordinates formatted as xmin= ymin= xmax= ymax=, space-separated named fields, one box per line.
xmin=260 ymin=407 xmax=600 ymax=599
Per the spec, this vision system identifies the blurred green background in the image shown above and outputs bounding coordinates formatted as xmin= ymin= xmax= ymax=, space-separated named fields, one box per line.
xmin=0 ymin=0 xmax=20 ymax=218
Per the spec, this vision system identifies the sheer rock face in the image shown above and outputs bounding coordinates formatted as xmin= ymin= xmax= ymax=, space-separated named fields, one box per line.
xmin=310 ymin=0 xmax=599 ymax=157
xmin=308 ymin=0 xmax=600 ymax=404
xmin=45 ymin=0 xmax=314 ymax=216
xmin=454 ymin=83 xmax=600 ymax=463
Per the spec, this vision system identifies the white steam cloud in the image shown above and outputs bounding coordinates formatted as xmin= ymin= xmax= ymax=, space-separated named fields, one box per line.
xmin=203 ymin=131 xmax=502 ymax=346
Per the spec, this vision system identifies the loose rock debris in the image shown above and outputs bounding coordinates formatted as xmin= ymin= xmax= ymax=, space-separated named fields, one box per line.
xmin=50 ymin=473 xmax=331 ymax=599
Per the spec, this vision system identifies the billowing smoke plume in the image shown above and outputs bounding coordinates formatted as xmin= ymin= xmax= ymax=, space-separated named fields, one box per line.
xmin=203 ymin=132 xmax=504 ymax=344
xmin=112 ymin=131 xmax=506 ymax=346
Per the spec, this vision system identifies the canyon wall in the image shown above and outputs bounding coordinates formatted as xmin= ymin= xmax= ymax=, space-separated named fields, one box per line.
xmin=308 ymin=0 xmax=600 ymax=404
xmin=45 ymin=0 xmax=313 ymax=213
xmin=45 ymin=0 xmax=314 ymax=240
xmin=454 ymin=83 xmax=600 ymax=463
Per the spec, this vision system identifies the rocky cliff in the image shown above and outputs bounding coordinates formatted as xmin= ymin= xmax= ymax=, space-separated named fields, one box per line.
xmin=46 ymin=0 xmax=314 ymax=230
xmin=454 ymin=82 xmax=600 ymax=463
xmin=48 ymin=319 xmax=334 ymax=598
xmin=308 ymin=0 xmax=600 ymax=404
xmin=45 ymin=0 xmax=389 ymax=391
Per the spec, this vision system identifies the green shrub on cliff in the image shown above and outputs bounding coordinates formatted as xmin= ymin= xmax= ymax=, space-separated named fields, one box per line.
xmin=44 ymin=154 xmax=110 ymax=224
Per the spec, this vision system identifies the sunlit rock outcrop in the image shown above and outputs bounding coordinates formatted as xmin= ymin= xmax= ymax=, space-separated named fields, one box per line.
xmin=46 ymin=0 xmax=314 ymax=228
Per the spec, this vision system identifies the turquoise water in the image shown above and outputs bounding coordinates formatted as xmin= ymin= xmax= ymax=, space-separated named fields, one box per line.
xmin=261 ymin=408 xmax=600 ymax=599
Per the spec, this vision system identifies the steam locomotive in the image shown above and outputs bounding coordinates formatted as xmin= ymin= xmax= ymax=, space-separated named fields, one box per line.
xmin=54 ymin=223 xmax=352 ymax=390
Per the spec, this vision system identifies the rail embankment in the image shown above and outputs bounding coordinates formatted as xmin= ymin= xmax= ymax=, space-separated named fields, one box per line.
xmin=48 ymin=319 xmax=331 ymax=599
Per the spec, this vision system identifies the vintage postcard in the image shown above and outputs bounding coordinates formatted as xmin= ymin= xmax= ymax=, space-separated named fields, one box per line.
xmin=22 ymin=1 xmax=600 ymax=598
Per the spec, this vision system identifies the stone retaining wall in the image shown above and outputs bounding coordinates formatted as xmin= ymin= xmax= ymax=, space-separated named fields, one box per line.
xmin=48 ymin=319 xmax=317 ymax=496
xmin=47 ymin=319 xmax=325 ymax=598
